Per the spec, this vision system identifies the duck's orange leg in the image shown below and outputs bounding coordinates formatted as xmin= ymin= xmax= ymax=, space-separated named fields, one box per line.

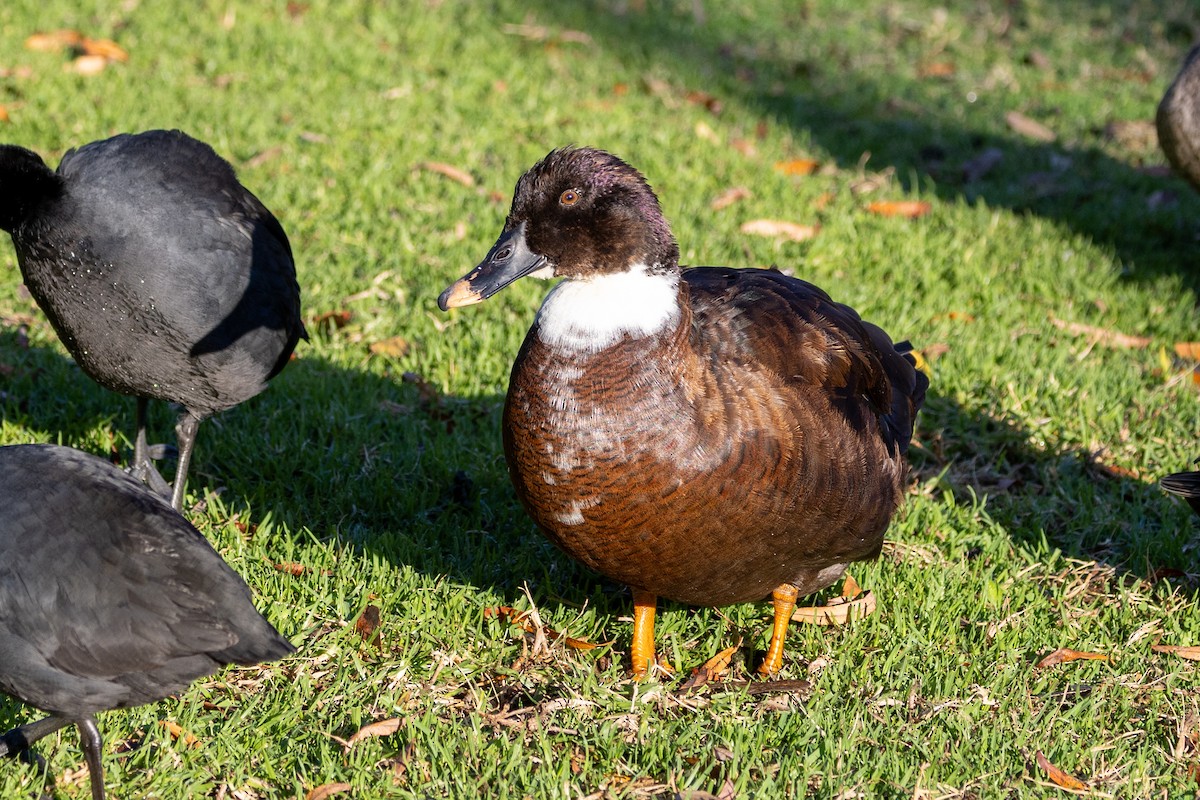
xmin=630 ymin=589 xmax=657 ymax=680
xmin=757 ymin=583 xmax=799 ymax=676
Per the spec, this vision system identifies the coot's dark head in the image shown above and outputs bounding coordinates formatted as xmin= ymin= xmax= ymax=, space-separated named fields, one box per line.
xmin=0 ymin=145 xmax=60 ymax=233
xmin=439 ymin=147 xmax=680 ymax=309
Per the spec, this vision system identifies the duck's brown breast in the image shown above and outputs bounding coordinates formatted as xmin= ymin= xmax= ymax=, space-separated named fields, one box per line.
xmin=503 ymin=269 xmax=913 ymax=607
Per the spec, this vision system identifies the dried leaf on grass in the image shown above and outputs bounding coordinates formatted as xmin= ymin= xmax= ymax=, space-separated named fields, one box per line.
xmin=368 ymin=336 xmax=410 ymax=358
xmin=710 ymin=186 xmax=751 ymax=211
xmin=1049 ymin=315 xmax=1151 ymax=349
xmin=80 ymin=38 xmax=128 ymax=61
xmin=1005 ymin=111 xmax=1056 ymax=142
xmin=500 ymin=23 xmax=592 ymax=45
xmin=917 ymin=61 xmax=956 ymax=78
xmin=740 ymin=219 xmax=820 ymax=242
xmin=24 ymin=29 xmax=84 ymax=51
xmin=1175 ymin=342 xmax=1200 ymax=360
xmin=415 ymin=161 xmax=475 ymax=187
xmin=346 ymin=717 xmax=402 ymax=748
xmin=774 ymin=159 xmax=819 ymax=176
xmin=678 ymin=644 xmax=739 ymax=691
xmin=69 ymin=55 xmax=109 ymax=75
xmin=312 ymin=309 xmax=352 ymax=333
xmin=865 ymin=200 xmax=933 ymax=218
xmin=1151 ymin=644 xmax=1200 ymax=661
xmin=273 ymin=561 xmax=332 ymax=577
xmin=484 ymin=606 xmax=607 ymax=651
xmin=354 ymin=604 xmax=382 ymax=649
xmin=685 ymin=90 xmax=723 ymax=114
xmin=792 ymin=588 xmax=877 ymax=626
xmin=1036 ymin=648 xmax=1109 ymax=668
xmin=1035 ymin=750 xmax=1088 ymax=790
xmin=0 ymin=105 xmax=9 ymax=123
xmin=159 ymin=720 xmax=200 ymax=749
xmin=307 ymin=782 xmax=353 ymax=800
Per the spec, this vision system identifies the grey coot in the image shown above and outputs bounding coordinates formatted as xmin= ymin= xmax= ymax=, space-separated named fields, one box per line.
xmin=0 ymin=130 xmax=307 ymax=509
xmin=0 ymin=443 xmax=294 ymax=799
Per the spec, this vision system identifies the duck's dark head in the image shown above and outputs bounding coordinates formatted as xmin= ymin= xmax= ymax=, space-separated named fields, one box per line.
xmin=0 ymin=145 xmax=60 ymax=234
xmin=439 ymin=147 xmax=680 ymax=310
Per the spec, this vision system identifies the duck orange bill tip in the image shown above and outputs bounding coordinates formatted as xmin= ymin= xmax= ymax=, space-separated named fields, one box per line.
xmin=438 ymin=279 xmax=485 ymax=309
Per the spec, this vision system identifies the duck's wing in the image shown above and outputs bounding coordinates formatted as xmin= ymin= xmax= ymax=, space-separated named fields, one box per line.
xmin=683 ymin=267 xmax=927 ymax=457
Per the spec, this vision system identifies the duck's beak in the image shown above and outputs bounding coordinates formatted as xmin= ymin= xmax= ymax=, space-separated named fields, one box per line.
xmin=438 ymin=222 xmax=549 ymax=310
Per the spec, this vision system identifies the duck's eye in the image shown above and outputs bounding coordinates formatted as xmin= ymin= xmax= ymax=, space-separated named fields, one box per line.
xmin=559 ymin=189 xmax=580 ymax=206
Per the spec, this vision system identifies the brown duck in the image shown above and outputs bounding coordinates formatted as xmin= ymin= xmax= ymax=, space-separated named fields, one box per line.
xmin=440 ymin=147 xmax=928 ymax=677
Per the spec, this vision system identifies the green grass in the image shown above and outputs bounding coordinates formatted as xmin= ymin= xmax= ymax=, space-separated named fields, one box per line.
xmin=1 ymin=0 xmax=1198 ymax=796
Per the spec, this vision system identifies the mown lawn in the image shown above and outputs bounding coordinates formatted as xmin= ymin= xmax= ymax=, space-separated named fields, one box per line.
xmin=1 ymin=0 xmax=1198 ymax=797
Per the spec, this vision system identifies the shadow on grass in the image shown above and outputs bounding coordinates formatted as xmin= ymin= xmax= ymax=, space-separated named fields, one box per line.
xmin=527 ymin=0 xmax=1200 ymax=294
xmin=914 ymin=391 xmax=1198 ymax=583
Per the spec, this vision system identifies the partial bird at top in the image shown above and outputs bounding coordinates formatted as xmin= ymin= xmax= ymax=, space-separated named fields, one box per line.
xmin=1158 ymin=43 xmax=1200 ymax=191
xmin=441 ymin=146 xmax=928 ymax=678
xmin=0 ymin=129 xmax=307 ymax=509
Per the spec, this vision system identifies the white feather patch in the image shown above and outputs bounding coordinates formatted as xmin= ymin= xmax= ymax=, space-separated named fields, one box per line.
xmin=534 ymin=263 xmax=680 ymax=352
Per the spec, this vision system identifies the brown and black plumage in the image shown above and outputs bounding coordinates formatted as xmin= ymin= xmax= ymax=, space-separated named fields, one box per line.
xmin=1162 ymin=467 xmax=1200 ymax=517
xmin=440 ymin=147 xmax=927 ymax=677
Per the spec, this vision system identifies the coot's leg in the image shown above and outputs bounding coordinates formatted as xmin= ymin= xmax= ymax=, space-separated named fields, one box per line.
xmin=77 ymin=717 xmax=106 ymax=800
xmin=0 ymin=715 xmax=70 ymax=758
xmin=130 ymin=397 xmax=173 ymax=500
xmin=170 ymin=411 xmax=202 ymax=511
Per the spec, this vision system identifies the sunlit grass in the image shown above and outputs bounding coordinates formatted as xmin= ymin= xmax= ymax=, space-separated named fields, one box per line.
xmin=1 ymin=0 xmax=1198 ymax=796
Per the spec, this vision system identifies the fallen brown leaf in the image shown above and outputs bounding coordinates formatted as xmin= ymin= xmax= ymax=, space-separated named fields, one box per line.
xmin=24 ymin=29 xmax=83 ymax=52
xmin=1005 ymin=111 xmax=1057 ymax=142
xmin=841 ymin=573 xmax=862 ymax=599
xmin=1175 ymin=342 xmax=1200 ymax=360
xmin=1048 ymin=315 xmax=1151 ymax=349
xmin=68 ymin=54 xmax=109 ymax=75
xmin=0 ymin=105 xmax=8 ymax=123
xmin=921 ymin=342 xmax=950 ymax=361
xmin=416 ymin=161 xmax=474 ymax=187
xmin=792 ymin=590 xmax=877 ymax=625
xmin=774 ymin=159 xmax=819 ymax=176
xmin=1035 ymin=750 xmax=1088 ymax=790
xmin=710 ymin=186 xmax=751 ymax=211
xmin=685 ymin=89 xmax=722 ymax=114
xmin=307 ymin=782 xmax=353 ymax=800
xmin=1152 ymin=644 xmax=1200 ymax=661
xmin=865 ymin=200 xmax=933 ymax=218
xmin=730 ymin=138 xmax=756 ymax=157
xmin=158 ymin=720 xmax=200 ymax=749
xmin=346 ymin=717 xmax=402 ymax=748
xmin=917 ymin=61 xmax=956 ymax=78
xmin=740 ymin=219 xmax=820 ymax=242
xmin=355 ymin=604 xmax=382 ymax=649
xmin=678 ymin=644 xmax=739 ymax=691
xmin=80 ymin=37 xmax=128 ymax=62
xmin=244 ymin=145 xmax=283 ymax=169
xmin=1036 ymin=648 xmax=1109 ymax=668
xmin=273 ymin=561 xmax=333 ymax=577
xmin=312 ymin=309 xmax=352 ymax=333
xmin=484 ymin=606 xmax=607 ymax=650
xmin=500 ymin=22 xmax=592 ymax=45
xmin=694 ymin=121 xmax=720 ymax=144
xmin=368 ymin=336 xmax=410 ymax=358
